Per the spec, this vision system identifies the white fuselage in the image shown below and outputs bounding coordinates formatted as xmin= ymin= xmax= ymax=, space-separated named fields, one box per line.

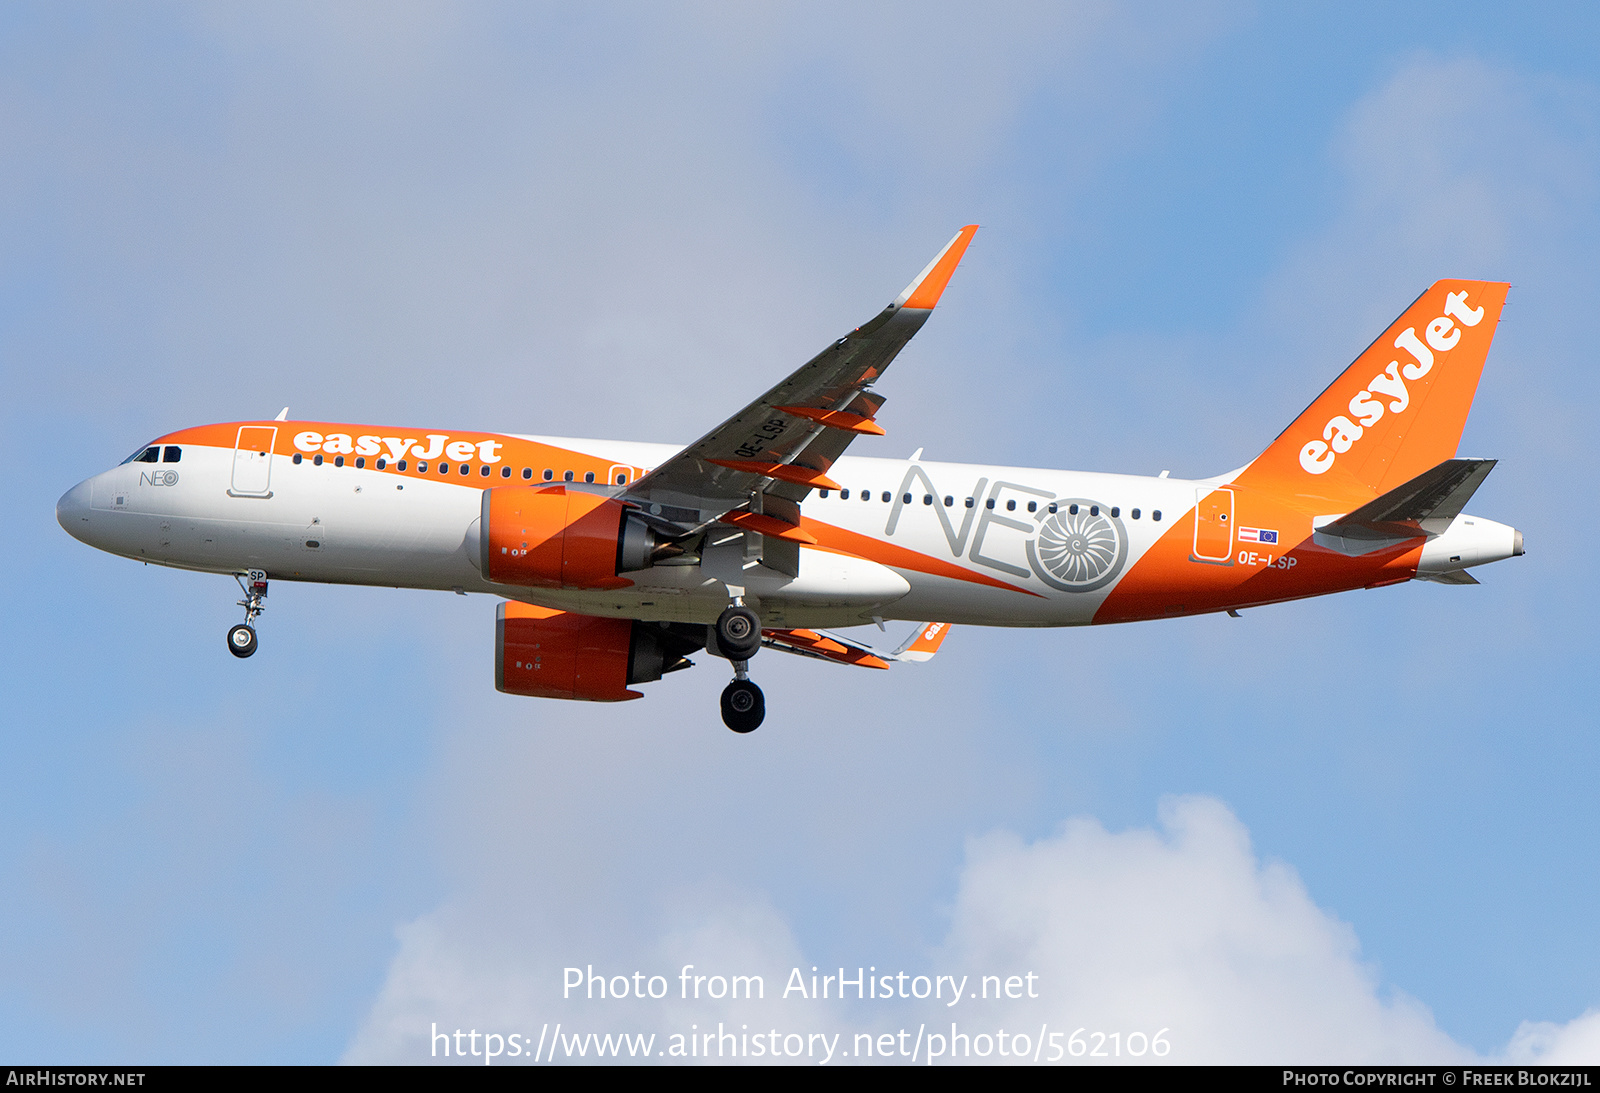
xmin=56 ymin=431 xmax=1518 ymax=632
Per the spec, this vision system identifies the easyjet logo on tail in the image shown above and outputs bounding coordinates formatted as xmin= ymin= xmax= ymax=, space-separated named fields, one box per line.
xmin=1299 ymin=291 xmax=1485 ymax=475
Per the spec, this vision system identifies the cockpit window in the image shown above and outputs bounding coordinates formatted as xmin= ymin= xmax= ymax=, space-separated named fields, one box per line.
xmin=162 ymin=446 xmax=182 ymax=463
xmin=121 ymin=445 xmax=160 ymax=465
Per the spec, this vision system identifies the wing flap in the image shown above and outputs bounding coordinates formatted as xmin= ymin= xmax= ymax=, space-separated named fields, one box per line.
xmin=761 ymin=620 xmax=953 ymax=669
xmin=763 ymin=628 xmax=891 ymax=670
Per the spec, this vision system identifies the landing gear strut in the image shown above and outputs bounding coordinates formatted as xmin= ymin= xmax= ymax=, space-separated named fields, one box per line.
xmin=713 ymin=605 xmax=765 ymax=733
xmin=228 ymin=570 xmax=268 ymax=659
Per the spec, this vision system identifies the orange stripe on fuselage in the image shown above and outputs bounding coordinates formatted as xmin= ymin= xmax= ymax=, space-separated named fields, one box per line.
xmin=801 ymin=517 xmax=1041 ymax=597
xmin=1093 ymin=484 xmax=1422 ymax=623
xmin=166 ymin=420 xmax=1042 ymax=597
xmin=161 ymin=421 xmax=643 ymax=489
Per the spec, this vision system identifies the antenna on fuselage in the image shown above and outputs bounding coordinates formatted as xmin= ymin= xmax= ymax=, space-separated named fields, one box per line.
xmin=274 ymin=407 xmax=289 ymax=421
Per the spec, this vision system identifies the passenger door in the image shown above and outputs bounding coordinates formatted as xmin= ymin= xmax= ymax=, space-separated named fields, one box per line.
xmin=230 ymin=426 xmax=276 ymax=498
xmin=1192 ymin=487 xmax=1234 ymax=562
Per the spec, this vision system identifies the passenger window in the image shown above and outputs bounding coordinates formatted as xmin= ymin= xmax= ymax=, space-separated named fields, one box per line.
xmin=162 ymin=446 xmax=182 ymax=463
xmin=841 ymin=489 xmax=850 ymax=499
xmin=462 ymin=464 xmax=472 ymax=475
xmin=501 ymin=466 xmax=511 ymax=478
xmin=440 ymin=462 xmax=450 ymax=473
xmin=944 ymin=496 xmax=954 ymax=507
xmin=1110 ymin=506 xmax=1120 ymax=518
xmin=1006 ymin=500 xmax=1016 ymax=511
xmin=335 ymin=455 xmax=345 ymax=467
xmin=1027 ymin=501 xmax=1036 ymax=512
xmin=522 ymin=468 xmax=532 ymax=480
xmin=480 ymin=465 xmax=490 ymax=477
xmin=1089 ymin=506 xmax=1099 ymax=516
xmin=819 ymin=489 xmax=830 ymax=498
xmin=376 ymin=458 xmax=387 ymax=469
xmin=1131 ymin=508 xmax=1140 ymax=519
xmin=314 ymin=454 xmax=325 ymax=466
xmin=1048 ymin=503 xmax=1057 ymax=514
xmin=293 ymin=453 xmax=303 ymax=465
xmin=1068 ymin=504 xmax=1078 ymax=515
xmin=1153 ymin=510 xmax=1162 ymax=521
xmin=397 ymin=460 xmax=408 ymax=471
xmin=415 ymin=460 xmax=426 ymax=471
xmin=585 ymin=471 xmax=595 ymax=483
xmin=543 ymin=469 xmax=553 ymax=481
xmin=985 ymin=499 xmax=995 ymax=509
xmin=563 ymin=471 xmax=574 ymax=482
xmin=965 ymin=498 xmax=974 ymax=508
xmin=903 ymin=493 xmax=912 ymax=504
xmin=881 ymin=492 xmax=890 ymax=502
xmin=923 ymin=495 xmax=933 ymax=506
xmin=615 ymin=473 xmax=626 ymax=484
xmin=355 ymin=457 xmax=365 ymax=469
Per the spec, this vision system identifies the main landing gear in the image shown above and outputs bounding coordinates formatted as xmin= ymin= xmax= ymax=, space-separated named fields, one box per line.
xmin=713 ymin=605 xmax=765 ymax=733
xmin=227 ymin=570 xmax=268 ymax=659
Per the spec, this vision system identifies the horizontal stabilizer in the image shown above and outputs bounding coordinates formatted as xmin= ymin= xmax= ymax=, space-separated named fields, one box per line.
xmin=1416 ymin=569 xmax=1480 ymax=585
xmin=1314 ymin=458 xmax=1495 ymax=555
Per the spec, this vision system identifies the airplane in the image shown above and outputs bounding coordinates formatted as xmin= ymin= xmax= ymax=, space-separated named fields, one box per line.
xmin=55 ymin=226 xmax=1523 ymax=732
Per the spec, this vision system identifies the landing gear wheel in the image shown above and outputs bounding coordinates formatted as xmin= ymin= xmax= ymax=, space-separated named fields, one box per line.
xmin=720 ymin=679 xmax=765 ymax=733
xmin=227 ymin=623 xmax=258 ymax=659
xmin=715 ymin=606 xmax=762 ymax=661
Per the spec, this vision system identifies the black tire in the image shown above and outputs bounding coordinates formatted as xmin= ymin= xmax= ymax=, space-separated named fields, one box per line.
xmin=714 ymin=606 xmax=762 ymax=661
xmin=227 ymin=623 xmax=258 ymax=659
xmin=720 ymin=679 xmax=765 ymax=733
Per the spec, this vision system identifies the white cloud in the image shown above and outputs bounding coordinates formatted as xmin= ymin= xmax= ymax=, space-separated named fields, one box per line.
xmin=1503 ymin=1010 xmax=1600 ymax=1066
xmin=938 ymin=796 xmax=1462 ymax=1063
xmin=343 ymin=793 xmax=1600 ymax=1064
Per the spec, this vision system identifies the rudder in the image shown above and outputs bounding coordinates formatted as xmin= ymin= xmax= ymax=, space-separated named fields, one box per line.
xmin=1235 ymin=280 xmax=1509 ymax=504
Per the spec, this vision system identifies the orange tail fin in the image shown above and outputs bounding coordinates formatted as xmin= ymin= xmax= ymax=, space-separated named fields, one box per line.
xmin=1236 ymin=280 xmax=1509 ymax=504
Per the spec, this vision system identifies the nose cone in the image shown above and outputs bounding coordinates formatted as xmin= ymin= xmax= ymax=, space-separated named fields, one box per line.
xmin=56 ymin=479 xmax=93 ymax=543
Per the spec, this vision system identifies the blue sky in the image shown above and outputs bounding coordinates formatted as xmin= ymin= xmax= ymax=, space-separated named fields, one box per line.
xmin=2 ymin=1 xmax=1598 ymax=1064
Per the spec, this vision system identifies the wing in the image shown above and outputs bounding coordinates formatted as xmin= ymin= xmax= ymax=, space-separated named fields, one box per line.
xmin=616 ymin=226 xmax=978 ymax=572
xmin=761 ymin=621 xmax=953 ymax=669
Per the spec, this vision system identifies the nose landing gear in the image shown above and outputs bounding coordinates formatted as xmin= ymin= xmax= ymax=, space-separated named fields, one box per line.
xmin=227 ymin=570 xmax=268 ymax=659
xmin=227 ymin=623 xmax=258 ymax=657
xmin=713 ymin=605 xmax=765 ymax=733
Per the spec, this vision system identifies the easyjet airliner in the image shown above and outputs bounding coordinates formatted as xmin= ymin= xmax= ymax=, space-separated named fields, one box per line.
xmin=56 ymin=227 xmax=1522 ymax=731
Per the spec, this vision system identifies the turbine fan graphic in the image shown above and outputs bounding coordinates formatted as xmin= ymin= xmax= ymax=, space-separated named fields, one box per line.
xmin=1026 ymin=501 xmax=1128 ymax=593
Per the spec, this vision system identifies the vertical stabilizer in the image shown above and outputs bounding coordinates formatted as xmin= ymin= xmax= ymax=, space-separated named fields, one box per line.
xmin=1235 ymin=280 xmax=1509 ymax=504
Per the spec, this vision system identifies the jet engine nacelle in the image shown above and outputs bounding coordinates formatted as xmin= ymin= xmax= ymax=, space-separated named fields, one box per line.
xmin=476 ymin=485 xmax=675 ymax=589
xmin=495 ymin=602 xmax=692 ymax=702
